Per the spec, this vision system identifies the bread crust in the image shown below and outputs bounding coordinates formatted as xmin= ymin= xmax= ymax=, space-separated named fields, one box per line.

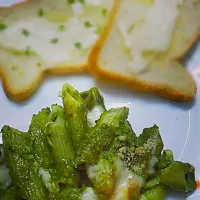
xmin=0 ymin=64 xmax=87 ymax=102
xmin=88 ymin=0 xmax=199 ymax=101
xmin=0 ymin=0 xmax=90 ymax=102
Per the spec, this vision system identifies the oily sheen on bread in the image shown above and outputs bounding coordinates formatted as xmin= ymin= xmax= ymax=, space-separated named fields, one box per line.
xmin=0 ymin=0 xmax=114 ymax=102
xmin=89 ymin=0 xmax=200 ymax=101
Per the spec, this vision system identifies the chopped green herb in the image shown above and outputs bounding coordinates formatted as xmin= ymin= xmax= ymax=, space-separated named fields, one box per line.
xmin=38 ymin=8 xmax=44 ymax=17
xmin=95 ymin=26 xmax=103 ymax=35
xmin=37 ymin=62 xmax=42 ymax=68
xmin=25 ymin=46 xmax=31 ymax=56
xmin=0 ymin=23 xmax=7 ymax=31
xmin=79 ymin=0 xmax=85 ymax=3
xmin=68 ymin=0 xmax=75 ymax=4
xmin=84 ymin=21 xmax=92 ymax=28
xmin=22 ymin=28 xmax=30 ymax=37
xmin=11 ymin=66 xmax=18 ymax=71
xmin=58 ymin=25 xmax=66 ymax=31
xmin=50 ymin=38 xmax=59 ymax=44
xmin=102 ymin=8 xmax=108 ymax=16
xmin=74 ymin=42 xmax=82 ymax=49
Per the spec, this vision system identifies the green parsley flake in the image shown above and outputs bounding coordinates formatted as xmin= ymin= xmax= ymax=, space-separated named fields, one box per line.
xmin=74 ymin=42 xmax=82 ymax=49
xmin=84 ymin=21 xmax=92 ymax=28
xmin=11 ymin=66 xmax=18 ymax=71
xmin=25 ymin=46 xmax=31 ymax=56
xmin=38 ymin=8 xmax=44 ymax=17
xmin=51 ymin=38 xmax=59 ymax=44
xmin=102 ymin=8 xmax=108 ymax=16
xmin=95 ymin=26 xmax=103 ymax=35
xmin=22 ymin=28 xmax=30 ymax=37
xmin=0 ymin=24 xmax=7 ymax=31
xmin=58 ymin=25 xmax=66 ymax=31
xmin=68 ymin=0 xmax=75 ymax=4
xmin=79 ymin=0 xmax=85 ymax=3
xmin=37 ymin=62 xmax=42 ymax=68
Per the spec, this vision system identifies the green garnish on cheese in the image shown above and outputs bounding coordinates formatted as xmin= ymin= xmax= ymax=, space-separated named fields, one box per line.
xmin=22 ymin=28 xmax=30 ymax=37
xmin=50 ymin=38 xmax=59 ymax=44
xmin=68 ymin=0 xmax=75 ymax=4
xmin=58 ymin=25 xmax=66 ymax=31
xmin=0 ymin=24 xmax=7 ymax=31
xmin=84 ymin=21 xmax=92 ymax=28
xmin=102 ymin=8 xmax=108 ymax=16
xmin=74 ymin=42 xmax=82 ymax=49
xmin=38 ymin=8 xmax=44 ymax=17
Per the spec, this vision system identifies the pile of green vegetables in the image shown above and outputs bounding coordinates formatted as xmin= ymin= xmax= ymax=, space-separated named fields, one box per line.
xmin=0 ymin=84 xmax=197 ymax=200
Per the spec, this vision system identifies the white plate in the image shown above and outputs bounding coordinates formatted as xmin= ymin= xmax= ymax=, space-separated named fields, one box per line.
xmin=0 ymin=0 xmax=200 ymax=199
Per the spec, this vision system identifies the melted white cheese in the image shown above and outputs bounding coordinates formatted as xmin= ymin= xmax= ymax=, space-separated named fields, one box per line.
xmin=110 ymin=160 xmax=144 ymax=200
xmin=0 ymin=0 xmax=113 ymax=67
xmin=118 ymin=0 xmax=183 ymax=73
xmin=82 ymin=188 xmax=98 ymax=200
xmin=0 ymin=165 xmax=12 ymax=188
xmin=87 ymin=105 xmax=104 ymax=127
xmin=38 ymin=167 xmax=55 ymax=192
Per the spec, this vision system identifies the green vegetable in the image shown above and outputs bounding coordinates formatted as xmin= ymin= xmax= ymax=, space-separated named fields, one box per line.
xmin=82 ymin=87 xmax=106 ymax=127
xmin=50 ymin=186 xmax=98 ymax=200
xmin=2 ymin=126 xmax=32 ymax=157
xmin=62 ymin=84 xmax=88 ymax=150
xmin=76 ymin=107 xmax=129 ymax=164
xmin=29 ymin=108 xmax=53 ymax=168
xmin=0 ymin=187 xmax=21 ymax=200
xmin=45 ymin=104 xmax=76 ymax=185
xmin=5 ymin=152 xmax=48 ymax=199
xmin=83 ymin=87 xmax=106 ymax=111
xmin=158 ymin=149 xmax=174 ymax=170
xmin=159 ymin=161 xmax=196 ymax=192
xmin=0 ymin=84 xmax=197 ymax=200
xmin=141 ymin=185 xmax=167 ymax=200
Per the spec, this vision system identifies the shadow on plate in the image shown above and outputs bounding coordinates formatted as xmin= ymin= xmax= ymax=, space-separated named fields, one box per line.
xmin=95 ymin=79 xmax=196 ymax=111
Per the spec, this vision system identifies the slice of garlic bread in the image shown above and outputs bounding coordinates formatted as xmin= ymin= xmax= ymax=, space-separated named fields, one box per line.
xmin=89 ymin=0 xmax=200 ymax=101
xmin=0 ymin=0 xmax=114 ymax=102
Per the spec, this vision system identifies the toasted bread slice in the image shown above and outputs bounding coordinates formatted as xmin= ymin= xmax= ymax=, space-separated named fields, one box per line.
xmin=0 ymin=0 xmax=114 ymax=102
xmin=89 ymin=0 xmax=200 ymax=101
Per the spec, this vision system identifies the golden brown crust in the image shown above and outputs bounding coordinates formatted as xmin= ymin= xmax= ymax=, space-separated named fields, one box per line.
xmin=173 ymin=29 xmax=200 ymax=60
xmin=0 ymin=66 xmax=44 ymax=102
xmin=0 ymin=0 xmax=36 ymax=10
xmin=0 ymin=63 xmax=87 ymax=102
xmin=45 ymin=65 xmax=87 ymax=75
xmin=88 ymin=0 xmax=199 ymax=101
xmin=0 ymin=0 xmax=88 ymax=102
